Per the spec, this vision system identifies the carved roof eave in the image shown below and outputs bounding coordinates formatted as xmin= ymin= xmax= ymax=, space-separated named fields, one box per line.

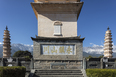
xmin=31 ymin=35 xmax=85 ymax=41
xmin=34 ymin=0 xmax=81 ymax=2
xmin=31 ymin=2 xmax=83 ymax=4
xmin=30 ymin=2 xmax=84 ymax=20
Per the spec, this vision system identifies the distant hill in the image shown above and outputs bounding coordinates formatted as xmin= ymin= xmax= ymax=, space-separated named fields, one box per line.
xmin=83 ymin=52 xmax=102 ymax=58
xmin=0 ymin=43 xmax=116 ymax=58
xmin=0 ymin=43 xmax=33 ymax=57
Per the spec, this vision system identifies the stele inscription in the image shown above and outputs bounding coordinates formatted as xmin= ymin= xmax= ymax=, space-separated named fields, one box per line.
xmin=41 ymin=45 xmax=75 ymax=55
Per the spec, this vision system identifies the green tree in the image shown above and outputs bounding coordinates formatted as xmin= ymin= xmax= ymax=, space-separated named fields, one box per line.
xmin=98 ymin=55 xmax=104 ymax=58
xmin=86 ymin=55 xmax=93 ymax=59
xmin=13 ymin=50 xmax=33 ymax=61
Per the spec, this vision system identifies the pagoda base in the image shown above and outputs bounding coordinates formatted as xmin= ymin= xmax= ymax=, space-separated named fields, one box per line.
xmin=31 ymin=36 xmax=85 ymax=69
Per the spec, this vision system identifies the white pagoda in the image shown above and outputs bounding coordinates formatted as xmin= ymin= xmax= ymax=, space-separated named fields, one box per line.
xmin=104 ymin=27 xmax=113 ymax=58
xmin=3 ymin=26 xmax=11 ymax=58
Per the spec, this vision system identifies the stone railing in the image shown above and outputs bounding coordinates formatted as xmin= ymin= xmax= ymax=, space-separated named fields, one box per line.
xmin=83 ymin=58 xmax=116 ymax=69
xmin=34 ymin=60 xmax=83 ymax=69
xmin=0 ymin=57 xmax=34 ymax=71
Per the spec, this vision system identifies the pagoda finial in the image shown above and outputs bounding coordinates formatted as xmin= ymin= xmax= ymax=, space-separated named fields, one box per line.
xmin=6 ymin=26 xmax=8 ymax=30
xmin=107 ymin=26 xmax=110 ymax=30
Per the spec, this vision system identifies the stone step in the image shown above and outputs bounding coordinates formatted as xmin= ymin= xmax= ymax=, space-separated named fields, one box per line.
xmin=36 ymin=70 xmax=82 ymax=73
xmin=35 ymin=73 xmax=83 ymax=75
xmin=37 ymin=70 xmax=82 ymax=71
xmin=34 ymin=75 xmax=84 ymax=77
xmin=37 ymin=71 xmax=82 ymax=73
xmin=36 ymin=69 xmax=82 ymax=71
xmin=33 ymin=69 xmax=84 ymax=77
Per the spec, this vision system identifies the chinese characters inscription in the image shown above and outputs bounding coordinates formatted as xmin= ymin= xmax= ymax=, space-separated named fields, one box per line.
xmin=41 ymin=45 xmax=75 ymax=55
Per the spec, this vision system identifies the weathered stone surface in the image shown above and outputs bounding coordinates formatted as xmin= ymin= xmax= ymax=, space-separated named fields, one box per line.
xmin=34 ymin=0 xmax=80 ymax=3
xmin=31 ymin=1 xmax=83 ymax=37
xmin=32 ymin=37 xmax=84 ymax=60
xmin=33 ymin=69 xmax=84 ymax=77
xmin=31 ymin=0 xmax=84 ymax=73
xmin=0 ymin=58 xmax=32 ymax=71
xmin=32 ymin=36 xmax=84 ymax=69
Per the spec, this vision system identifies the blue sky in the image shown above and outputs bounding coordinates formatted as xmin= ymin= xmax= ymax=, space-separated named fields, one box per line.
xmin=0 ymin=0 xmax=116 ymax=47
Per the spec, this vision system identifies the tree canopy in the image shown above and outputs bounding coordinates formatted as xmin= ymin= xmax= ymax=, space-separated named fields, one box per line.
xmin=13 ymin=50 xmax=33 ymax=60
xmin=85 ymin=55 xmax=104 ymax=59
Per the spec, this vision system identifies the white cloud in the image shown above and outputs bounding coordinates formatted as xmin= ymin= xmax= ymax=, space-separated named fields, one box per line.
xmin=84 ymin=43 xmax=104 ymax=54
xmin=0 ymin=42 xmax=3 ymax=44
xmin=90 ymin=43 xmax=103 ymax=47
xmin=84 ymin=43 xmax=116 ymax=54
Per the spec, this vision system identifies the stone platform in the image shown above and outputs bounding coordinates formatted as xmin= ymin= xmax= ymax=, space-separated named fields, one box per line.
xmin=31 ymin=36 xmax=85 ymax=70
xmin=33 ymin=69 xmax=84 ymax=77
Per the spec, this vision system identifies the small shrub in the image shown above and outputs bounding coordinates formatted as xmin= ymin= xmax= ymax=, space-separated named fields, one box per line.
xmin=0 ymin=66 xmax=26 ymax=77
xmin=86 ymin=69 xmax=116 ymax=77
xmin=0 ymin=67 xmax=3 ymax=77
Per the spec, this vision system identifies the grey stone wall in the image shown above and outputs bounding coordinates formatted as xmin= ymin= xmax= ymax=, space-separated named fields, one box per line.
xmin=33 ymin=40 xmax=83 ymax=60
xmin=86 ymin=58 xmax=116 ymax=69
xmin=34 ymin=60 xmax=83 ymax=69
xmin=32 ymin=36 xmax=84 ymax=69
xmin=0 ymin=58 xmax=33 ymax=71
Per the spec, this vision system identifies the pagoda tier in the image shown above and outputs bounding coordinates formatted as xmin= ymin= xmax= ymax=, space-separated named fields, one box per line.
xmin=2 ymin=26 xmax=11 ymax=58
xmin=104 ymin=27 xmax=113 ymax=58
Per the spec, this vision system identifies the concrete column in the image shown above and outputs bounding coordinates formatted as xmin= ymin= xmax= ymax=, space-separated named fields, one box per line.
xmin=30 ymin=58 xmax=34 ymax=69
xmin=100 ymin=58 xmax=103 ymax=69
xmin=16 ymin=58 xmax=19 ymax=66
xmin=1 ymin=58 xmax=4 ymax=66
xmin=83 ymin=58 xmax=86 ymax=69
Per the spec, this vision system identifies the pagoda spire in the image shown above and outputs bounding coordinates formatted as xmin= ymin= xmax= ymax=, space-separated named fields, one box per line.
xmin=107 ymin=26 xmax=109 ymax=30
xmin=6 ymin=26 xmax=8 ymax=30
xmin=104 ymin=27 xmax=113 ymax=58
xmin=3 ymin=26 xmax=11 ymax=58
